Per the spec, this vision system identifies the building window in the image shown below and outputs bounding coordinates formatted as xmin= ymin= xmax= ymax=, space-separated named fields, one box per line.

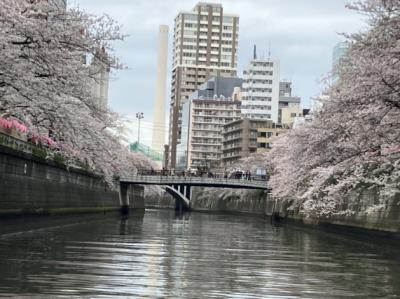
xmin=290 ymin=113 xmax=297 ymax=117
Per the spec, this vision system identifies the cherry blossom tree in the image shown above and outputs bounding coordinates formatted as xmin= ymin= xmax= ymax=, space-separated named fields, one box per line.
xmin=266 ymin=0 xmax=400 ymax=217
xmin=0 ymin=0 xmax=154 ymax=184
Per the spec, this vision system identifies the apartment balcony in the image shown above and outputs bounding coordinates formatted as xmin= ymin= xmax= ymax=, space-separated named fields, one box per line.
xmin=192 ymin=127 xmax=221 ymax=133
xmin=222 ymin=153 xmax=242 ymax=160
xmin=191 ymin=142 xmax=221 ymax=146
xmin=191 ymin=149 xmax=220 ymax=154
xmin=222 ymin=126 xmax=242 ymax=134
xmin=222 ymin=143 xmax=242 ymax=150
xmin=222 ymin=135 xmax=242 ymax=143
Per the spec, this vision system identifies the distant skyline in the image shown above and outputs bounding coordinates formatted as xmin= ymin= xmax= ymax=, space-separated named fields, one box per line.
xmin=71 ymin=0 xmax=365 ymax=146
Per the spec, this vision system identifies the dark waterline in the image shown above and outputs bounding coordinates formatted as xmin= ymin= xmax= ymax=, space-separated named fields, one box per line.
xmin=0 ymin=210 xmax=399 ymax=298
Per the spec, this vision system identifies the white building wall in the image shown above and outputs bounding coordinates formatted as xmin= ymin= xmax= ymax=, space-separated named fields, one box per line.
xmin=241 ymin=59 xmax=280 ymax=123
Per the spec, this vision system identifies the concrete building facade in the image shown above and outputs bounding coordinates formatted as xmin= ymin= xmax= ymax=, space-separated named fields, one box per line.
xmin=222 ymin=119 xmax=271 ymax=166
xmin=168 ymin=2 xmax=239 ymax=168
xmin=257 ymin=125 xmax=287 ymax=153
xmin=152 ymin=25 xmax=169 ymax=153
xmin=280 ymin=106 xmax=305 ymax=126
xmin=177 ymin=76 xmax=242 ymax=170
xmin=278 ymin=81 xmax=301 ymax=124
xmin=241 ymin=58 xmax=280 ymax=123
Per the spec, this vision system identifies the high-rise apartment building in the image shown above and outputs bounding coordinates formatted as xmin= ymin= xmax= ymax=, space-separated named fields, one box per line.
xmin=241 ymin=57 xmax=280 ymax=123
xmin=168 ymin=2 xmax=239 ymax=168
xmin=176 ymin=76 xmax=243 ymax=170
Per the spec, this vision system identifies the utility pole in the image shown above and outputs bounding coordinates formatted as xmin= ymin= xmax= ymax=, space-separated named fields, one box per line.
xmin=136 ymin=112 xmax=144 ymax=145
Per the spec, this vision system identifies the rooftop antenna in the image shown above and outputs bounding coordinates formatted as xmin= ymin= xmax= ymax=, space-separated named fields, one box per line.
xmin=267 ymin=43 xmax=271 ymax=61
xmin=253 ymin=44 xmax=257 ymax=60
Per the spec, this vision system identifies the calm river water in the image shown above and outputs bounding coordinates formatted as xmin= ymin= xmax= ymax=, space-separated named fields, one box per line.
xmin=0 ymin=209 xmax=399 ymax=298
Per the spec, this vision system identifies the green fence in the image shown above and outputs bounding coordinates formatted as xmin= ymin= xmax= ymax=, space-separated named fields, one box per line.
xmin=129 ymin=142 xmax=163 ymax=162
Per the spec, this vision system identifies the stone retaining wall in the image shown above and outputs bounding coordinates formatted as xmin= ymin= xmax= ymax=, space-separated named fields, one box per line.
xmin=0 ymin=145 xmax=128 ymax=215
xmin=144 ymin=185 xmax=400 ymax=234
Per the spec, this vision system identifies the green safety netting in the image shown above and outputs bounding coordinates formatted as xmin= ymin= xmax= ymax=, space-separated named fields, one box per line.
xmin=129 ymin=142 xmax=163 ymax=162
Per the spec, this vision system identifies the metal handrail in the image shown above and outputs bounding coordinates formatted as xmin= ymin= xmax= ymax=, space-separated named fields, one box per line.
xmin=120 ymin=175 xmax=268 ymax=189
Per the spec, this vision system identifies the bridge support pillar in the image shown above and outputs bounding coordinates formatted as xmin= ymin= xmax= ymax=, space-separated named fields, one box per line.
xmin=179 ymin=185 xmax=185 ymax=194
xmin=119 ymin=183 xmax=145 ymax=215
xmin=185 ymin=186 xmax=191 ymax=201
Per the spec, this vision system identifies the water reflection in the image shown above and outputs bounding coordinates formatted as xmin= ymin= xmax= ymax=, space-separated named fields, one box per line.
xmin=0 ymin=210 xmax=399 ymax=298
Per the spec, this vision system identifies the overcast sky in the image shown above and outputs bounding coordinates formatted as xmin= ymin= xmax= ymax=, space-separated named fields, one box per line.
xmin=70 ymin=0 xmax=365 ymax=146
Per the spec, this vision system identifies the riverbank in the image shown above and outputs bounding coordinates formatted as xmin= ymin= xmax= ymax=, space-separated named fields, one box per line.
xmin=145 ymin=186 xmax=400 ymax=236
xmin=0 ymin=144 xmax=132 ymax=216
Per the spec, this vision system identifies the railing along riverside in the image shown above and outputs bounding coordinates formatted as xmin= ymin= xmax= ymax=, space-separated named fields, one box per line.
xmin=0 ymin=132 xmax=33 ymax=155
xmin=120 ymin=175 xmax=269 ymax=189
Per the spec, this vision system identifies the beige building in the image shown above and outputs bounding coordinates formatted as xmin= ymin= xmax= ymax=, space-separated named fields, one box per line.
xmin=257 ymin=125 xmax=288 ymax=153
xmin=281 ymin=106 xmax=304 ymax=127
xmin=222 ymin=119 xmax=271 ymax=166
xmin=168 ymin=2 xmax=239 ymax=168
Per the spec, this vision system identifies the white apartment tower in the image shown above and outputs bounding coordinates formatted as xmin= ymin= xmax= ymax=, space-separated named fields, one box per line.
xmin=241 ymin=47 xmax=280 ymax=123
xmin=168 ymin=2 xmax=239 ymax=168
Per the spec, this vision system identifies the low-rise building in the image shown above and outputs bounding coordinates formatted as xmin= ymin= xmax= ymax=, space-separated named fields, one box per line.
xmin=222 ymin=118 xmax=272 ymax=166
xmin=281 ymin=106 xmax=304 ymax=126
xmin=257 ymin=125 xmax=288 ymax=153
xmin=278 ymin=81 xmax=301 ymax=124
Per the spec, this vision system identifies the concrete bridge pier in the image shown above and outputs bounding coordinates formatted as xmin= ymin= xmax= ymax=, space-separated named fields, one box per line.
xmin=168 ymin=185 xmax=191 ymax=212
xmin=119 ymin=183 xmax=145 ymax=215
xmin=185 ymin=186 xmax=191 ymax=200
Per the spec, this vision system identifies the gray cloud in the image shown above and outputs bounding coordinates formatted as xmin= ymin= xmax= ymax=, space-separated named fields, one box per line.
xmin=72 ymin=0 xmax=365 ymax=143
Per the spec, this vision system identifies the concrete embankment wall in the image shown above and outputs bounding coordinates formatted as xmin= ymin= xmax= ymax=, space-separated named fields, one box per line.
xmin=145 ymin=186 xmax=400 ymax=234
xmin=190 ymin=188 xmax=268 ymax=214
xmin=145 ymin=187 xmax=268 ymax=214
xmin=0 ymin=145 xmax=142 ymax=216
xmin=268 ymin=190 xmax=400 ymax=234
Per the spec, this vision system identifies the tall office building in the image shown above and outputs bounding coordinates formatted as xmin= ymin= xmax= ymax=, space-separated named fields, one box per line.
xmin=152 ymin=25 xmax=169 ymax=153
xmin=168 ymin=2 xmax=239 ymax=168
xmin=241 ymin=48 xmax=280 ymax=123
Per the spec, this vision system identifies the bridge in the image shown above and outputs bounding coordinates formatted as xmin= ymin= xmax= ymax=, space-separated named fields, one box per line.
xmin=119 ymin=175 xmax=269 ymax=212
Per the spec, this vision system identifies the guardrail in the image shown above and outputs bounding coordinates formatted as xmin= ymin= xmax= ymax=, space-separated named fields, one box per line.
xmin=0 ymin=132 xmax=33 ymax=154
xmin=120 ymin=175 xmax=269 ymax=189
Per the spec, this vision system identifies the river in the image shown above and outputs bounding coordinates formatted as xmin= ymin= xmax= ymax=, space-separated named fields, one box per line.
xmin=0 ymin=209 xmax=399 ymax=298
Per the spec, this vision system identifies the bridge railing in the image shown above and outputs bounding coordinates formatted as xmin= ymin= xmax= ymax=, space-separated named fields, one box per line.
xmin=120 ymin=175 xmax=269 ymax=189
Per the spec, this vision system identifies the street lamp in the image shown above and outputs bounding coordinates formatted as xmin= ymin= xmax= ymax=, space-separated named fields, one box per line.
xmin=136 ymin=112 xmax=144 ymax=145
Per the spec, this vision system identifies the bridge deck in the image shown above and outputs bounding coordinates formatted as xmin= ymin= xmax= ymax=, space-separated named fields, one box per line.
xmin=120 ymin=175 xmax=269 ymax=190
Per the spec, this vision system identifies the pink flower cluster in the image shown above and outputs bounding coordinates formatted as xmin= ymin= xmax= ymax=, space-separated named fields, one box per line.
xmin=0 ymin=118 xmax=28 ymax=133
xmin=0 ymin=117 xmax=57 ymax=149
